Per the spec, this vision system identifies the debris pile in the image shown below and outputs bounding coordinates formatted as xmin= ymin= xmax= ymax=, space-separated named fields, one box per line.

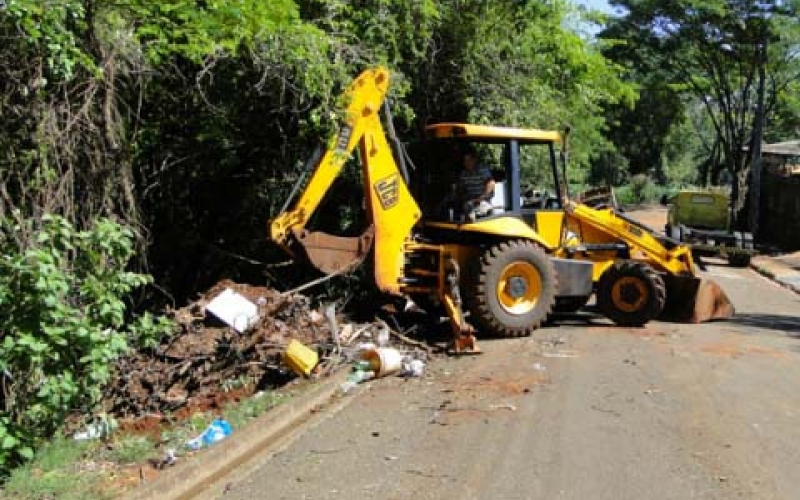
xmin=104 ymin=280 xmax=432 ymax=419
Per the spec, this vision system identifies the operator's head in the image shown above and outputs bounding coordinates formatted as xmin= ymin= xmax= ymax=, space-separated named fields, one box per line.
xmin=462 ymin=145 xmax=478 ymax=170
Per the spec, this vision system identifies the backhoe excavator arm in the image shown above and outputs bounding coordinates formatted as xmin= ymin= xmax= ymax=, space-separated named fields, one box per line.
xmin=270 ymin=68 xmax=390 ymax=250
xmin=269 ymin=67 xmax=422 ymax=295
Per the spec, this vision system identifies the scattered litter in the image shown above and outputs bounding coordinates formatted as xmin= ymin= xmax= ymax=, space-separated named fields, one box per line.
xmin=205 ymin=288 xmax=259 ymax=332
xmin=186 ymin=418 xmax=232 ymax=450
xmin=541 ymin=337 xmax=566 ymax=348
xmin=73 ymin=423 xmax=108 ymax=441
xmin=283 ymin=339 xmax=320 ymax=377
xmin=73 ymin=414 xmax=117 ymax=440
xmin=151 ymin=449 xmax=178 ymax=469
xmin=341 ymin=325 xmax=376 ymax=347
xmin=489 ymin=403 xmax=517 ymax=412
xmin=404 ymin=298 xmax=425 ymax=313
xmin=324 ymin=303 xmax=339 ymax=342
xmin=309 ymin=309 xmax=325 ymax=325
xmin=361 ymin=347 xmax=403 ymax=378
xmin=338 ymin=323 xmax=355 ymax=343
xmin=164 ymin=448 xmax=177 ymax=466
xmin=356 ymin=342 xmax=377 ymax=353
xmin=353 ymin=360 xmax=372 ymax=371
xmin=376 ymin=324 xmax=390 ymax=347
xmin=340 ymin=369 xmax=375 ymax=393
xmin=401 ymin=358 xmax=426 ymax=377
xmin=541 ymin=350 xmax=581 ymax=358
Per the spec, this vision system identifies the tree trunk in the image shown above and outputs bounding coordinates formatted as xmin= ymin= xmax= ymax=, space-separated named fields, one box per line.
xmin=748 ymin=45 xmax=767 ymax=239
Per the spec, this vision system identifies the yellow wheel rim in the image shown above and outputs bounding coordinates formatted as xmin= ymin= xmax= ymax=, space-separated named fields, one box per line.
xmin=496 ymin=261 xmax=542 ymax=315
xmin=611 ymin=276 xmax=648 ymax=313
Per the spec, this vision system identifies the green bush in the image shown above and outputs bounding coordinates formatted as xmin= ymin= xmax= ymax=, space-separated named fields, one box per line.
xmin=0 ymin=215 xmax=172 ymax=474
xmin=615 ymin=174 xmax=669 ymax=206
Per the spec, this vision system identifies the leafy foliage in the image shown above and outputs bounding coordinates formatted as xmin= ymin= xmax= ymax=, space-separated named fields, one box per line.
xmin=0 ymin=216 xmax=172 ymax=473
xmin=1 ymin=0 xmax=796 ymax=477
xmin=601 ymin=0 xmax=800 ymax=202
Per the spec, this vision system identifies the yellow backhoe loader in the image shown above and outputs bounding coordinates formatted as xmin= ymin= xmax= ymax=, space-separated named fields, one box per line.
xmin=269 ymin=67 xmax=734 ymax=352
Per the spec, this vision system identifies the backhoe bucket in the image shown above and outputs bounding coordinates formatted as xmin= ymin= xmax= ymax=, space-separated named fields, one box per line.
xmin=661 ymin=275 xmax=735 ymax=323
xmin=293 ymin=226 xmax=375 ymax=275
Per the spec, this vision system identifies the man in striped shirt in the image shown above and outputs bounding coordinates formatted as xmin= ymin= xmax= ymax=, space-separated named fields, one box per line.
xmin=458 ymin=146 xmax=496 ymax=221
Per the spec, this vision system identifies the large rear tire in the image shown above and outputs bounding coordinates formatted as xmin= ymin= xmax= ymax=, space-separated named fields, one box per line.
xmin=465 ymin=241 xmax=557 ymax=337
xmin=597 ymin=261 xmax=666 ymax=326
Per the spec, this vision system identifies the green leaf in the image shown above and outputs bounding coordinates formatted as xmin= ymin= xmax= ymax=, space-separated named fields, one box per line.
xmin=2 ymin=435 xmax=18 ymax=450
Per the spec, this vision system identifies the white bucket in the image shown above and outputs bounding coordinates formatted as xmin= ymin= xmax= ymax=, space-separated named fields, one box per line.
xmin=361 ymin=348 xmax=403 ymax=377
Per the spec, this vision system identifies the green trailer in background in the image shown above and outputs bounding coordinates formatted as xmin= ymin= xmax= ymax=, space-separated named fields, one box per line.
xmin=663 ymin=189 xmax=755 ymax=267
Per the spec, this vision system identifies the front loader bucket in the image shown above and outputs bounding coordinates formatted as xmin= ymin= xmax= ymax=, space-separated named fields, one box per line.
xmin=661 ymin=275 xmax=735 ymax=323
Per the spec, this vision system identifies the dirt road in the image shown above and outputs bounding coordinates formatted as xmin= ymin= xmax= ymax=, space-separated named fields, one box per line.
xmin=196 ymin=257 xmax=800 ymax=500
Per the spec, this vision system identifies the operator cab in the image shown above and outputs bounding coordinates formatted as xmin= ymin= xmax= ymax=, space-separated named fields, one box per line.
xmin=409 ymin=123 xmax=567 ymax=244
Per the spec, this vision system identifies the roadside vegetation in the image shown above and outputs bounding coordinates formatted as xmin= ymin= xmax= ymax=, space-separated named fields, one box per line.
xmin=0 ymin=390 xmax=289 ymax=499
xmin=0 ymin=0 xmax=798 ymax=492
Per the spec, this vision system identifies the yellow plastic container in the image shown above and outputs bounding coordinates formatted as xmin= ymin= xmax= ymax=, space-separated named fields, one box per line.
xmin=283 ymin=339 xmax=319 ymax=376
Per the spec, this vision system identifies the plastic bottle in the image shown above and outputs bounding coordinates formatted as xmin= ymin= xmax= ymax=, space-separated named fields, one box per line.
xmin=339 ymin=369 xmax=375 ymax=393
xmin=350 ymin=370 xmax=375 ymax=384
xmin=353 ymin=360 xmax=373 ymax=372
xmin=186 ymin=418 xmax=232 ymax=450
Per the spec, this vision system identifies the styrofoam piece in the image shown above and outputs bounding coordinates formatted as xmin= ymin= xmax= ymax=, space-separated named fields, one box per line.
xmin=205 ymin=288 xmax=259 ymax=332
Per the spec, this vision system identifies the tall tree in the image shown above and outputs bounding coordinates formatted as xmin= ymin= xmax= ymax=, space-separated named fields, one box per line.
xmin=602 ymin=0 xmax=800 ymax=220
xmin=401 ymin=0 xmax=636 ymax=180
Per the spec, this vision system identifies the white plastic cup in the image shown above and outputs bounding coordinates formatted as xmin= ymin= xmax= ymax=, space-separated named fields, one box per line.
xmin=361 ymin=348 xmax=403 ymax=377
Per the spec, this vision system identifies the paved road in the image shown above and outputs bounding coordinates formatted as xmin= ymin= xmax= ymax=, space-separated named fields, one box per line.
xmin=203 ymin=263 xmax=800 ymax=500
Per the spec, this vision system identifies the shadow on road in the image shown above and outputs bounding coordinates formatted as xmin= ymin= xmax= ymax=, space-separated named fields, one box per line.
xmin=725 ymin=313 xmax=800 ymax=337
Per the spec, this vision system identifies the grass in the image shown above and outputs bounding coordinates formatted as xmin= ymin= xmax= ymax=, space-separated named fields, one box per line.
xmin=106 ymin=435 xmax=154 ymax=465
xmin=226 ymin=390 xmax=290 ymax=428
xmin=0 ymin=437 xmax=107 ymax=500
xmin=0 ymin=389 xmax=291 ymax=499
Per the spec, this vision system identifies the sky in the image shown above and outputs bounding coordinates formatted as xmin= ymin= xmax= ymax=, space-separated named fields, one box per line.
xmin=576 ymin=0 xmax=614 ymax=14
xmin=573 ymin=0 xmax=617 ymax=36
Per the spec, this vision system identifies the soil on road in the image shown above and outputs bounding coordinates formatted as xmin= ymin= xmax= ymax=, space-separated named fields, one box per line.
xmin=199 ymin=260 xmax=800 ymax=500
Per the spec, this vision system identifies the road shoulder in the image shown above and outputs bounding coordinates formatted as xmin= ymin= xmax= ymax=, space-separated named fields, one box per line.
xmin=124 ymin=369 xmax=351 ymax=500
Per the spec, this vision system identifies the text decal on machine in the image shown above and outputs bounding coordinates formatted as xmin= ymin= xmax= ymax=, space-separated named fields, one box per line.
xmin=374 ymin=174 xmax=399 ymax=210
xmin=627 ymin=224 xmax=643 ymax=237
xmin=335 ymin=125 xmax=353 ymax=154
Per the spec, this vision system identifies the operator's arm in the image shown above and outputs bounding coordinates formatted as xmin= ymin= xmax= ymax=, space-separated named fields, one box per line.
xmin=474 ymin=167 xmax=495 ymax=203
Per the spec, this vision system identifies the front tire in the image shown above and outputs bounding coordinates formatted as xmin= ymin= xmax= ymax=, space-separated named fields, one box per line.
xmin=597 ymin=261 xmax=666 ymax=326
xmin=465 ymin=241 xmax=557 ymax=337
